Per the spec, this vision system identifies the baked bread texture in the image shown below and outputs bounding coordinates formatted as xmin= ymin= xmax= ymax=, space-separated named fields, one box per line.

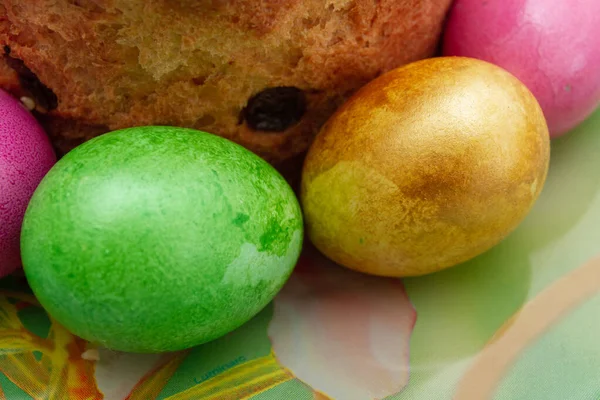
xmin=0 ymin=0 xmax=452 ymax=165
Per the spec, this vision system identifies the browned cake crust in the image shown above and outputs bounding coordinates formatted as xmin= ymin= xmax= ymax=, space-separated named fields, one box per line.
xmin=0 ymin=0 xmax=452 ymax=165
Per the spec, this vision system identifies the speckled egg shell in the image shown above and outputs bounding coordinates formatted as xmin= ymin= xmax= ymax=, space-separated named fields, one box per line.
xmin=21 ymin=126 xmax=303 ymax=353
xmin=0 ymin=89 xmax=56 ymax=277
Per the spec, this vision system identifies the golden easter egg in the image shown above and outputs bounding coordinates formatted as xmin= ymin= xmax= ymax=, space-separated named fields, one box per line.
xmin=300 ymin=56 xmax=550 ymax=277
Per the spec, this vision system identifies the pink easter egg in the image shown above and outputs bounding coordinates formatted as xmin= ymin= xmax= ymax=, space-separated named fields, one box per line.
xmin=443 ymin=0 xmax=600 ymax=138
xmin=0 ymin=90 xmax=56 ymax=277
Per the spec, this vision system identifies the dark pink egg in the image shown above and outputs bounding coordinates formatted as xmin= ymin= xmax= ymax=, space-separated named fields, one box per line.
xmin=443 ymin=0 xmax=600 ymax=138
xmin=0 ymin=90 xmax=56 ymax=277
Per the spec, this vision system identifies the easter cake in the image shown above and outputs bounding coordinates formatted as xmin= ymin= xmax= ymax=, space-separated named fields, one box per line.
xmin=0 ymin=0 xmax=453 ymax=164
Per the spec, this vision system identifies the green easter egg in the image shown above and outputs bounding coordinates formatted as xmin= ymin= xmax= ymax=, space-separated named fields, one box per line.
xmin=21 ymin=126 xmax=303 ymax=353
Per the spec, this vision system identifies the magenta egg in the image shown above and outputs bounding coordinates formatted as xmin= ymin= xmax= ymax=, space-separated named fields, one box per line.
xmin=443 ymin=0 xmax=600 ymax=138
xmin=0 ymin=90 xmax=56 ymax=277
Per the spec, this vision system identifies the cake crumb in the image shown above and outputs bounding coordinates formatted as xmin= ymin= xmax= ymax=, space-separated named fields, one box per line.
xmin=20 ymin=96 xmax=35 ymax=111
xmin=81 ymin=348 xmax=100 ymax=361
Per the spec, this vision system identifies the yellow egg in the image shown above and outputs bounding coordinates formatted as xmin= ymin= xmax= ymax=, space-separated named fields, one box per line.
xmin=301 ymin=57 xmax=550 ymax=277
